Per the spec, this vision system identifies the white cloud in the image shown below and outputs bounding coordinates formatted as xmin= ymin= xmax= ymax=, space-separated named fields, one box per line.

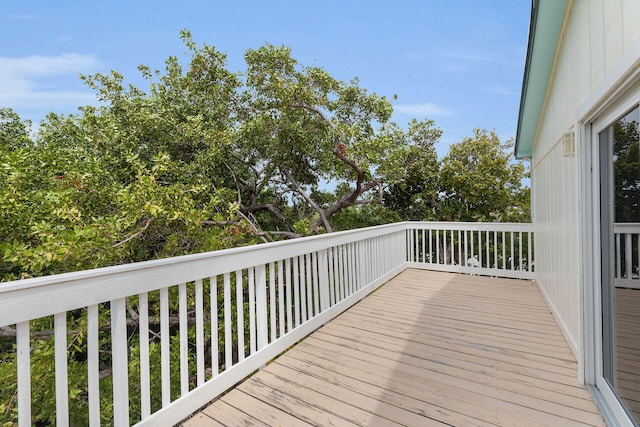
xmin=394 ymin=102 xmax=453 ymax=117
xmin=482 ymin=85 xmax=520 ymax=96
xmin=0 ymin=54 xmax=100 ymax=110
xmin=5 ymin=14 xmax=42 ymax=21
xmin=436 ymin=48 xmax=521 ymax=68
xmin=0 ymin=54 xmax=100 ymax=77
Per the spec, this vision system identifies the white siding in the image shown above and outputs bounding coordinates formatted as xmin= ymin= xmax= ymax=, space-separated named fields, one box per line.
xmin=531 ymin=0 xmax=640 ymax=363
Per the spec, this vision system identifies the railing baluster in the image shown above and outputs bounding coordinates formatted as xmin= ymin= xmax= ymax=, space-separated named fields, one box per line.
xmin=195 ymin=280 xmax=205 ymax=385
xmin=319 ymin=250 xmax=330 ymax=312
xmin=637 ymin=234 xmax=640 ymax=277
xmin=223 ymin=273 xmax=232 ymax=369
xmin=457 ymin=230 xmax=462 ymax=266
xmin=502 ymin=231 xmax=507 ymax=270
xmin=236 ymin=270 xmax=245 ymax=361
xmin=111 ymin=299 xmax=129 ymax=426
xmin=528 ymin=231 xmax=533 ymax=272
xmin=463 ymin=230 xmax=468 ymax=266
xmin=350 ymin=242 xmax=356 ymax=294
xmin=337 ymin=246 xmax=344 ymax=300
xmin=327 ymin=247 xmax=335 ymax=307
xmin=269 ymin=262 xmax=276 ymax=342
xmin=344 ymin=244 xmax=350 ymax=297
xmin=451 ymin=230 xmax=455 ymax=266
xmin=519 ymin=232 xmax=523 ymax=271
xmin=510 ymin=231 xmax=515 ymax=270
xmin=211 ymin=276 xmax=220 ymax=373
xmin=312 ymin=252 xmax=320 ymax=314
xmin=470 ymin=230 xmax=474 ymax=261
xmin=293 ymin=256 xmax=301 ymax=326
xmin=179 ymin=283 xmax=188 ymax=395
xmin=616 ymin=233 xmax=622 ymax=278
xmin=428 ymin=229 xmax=433 ymax=263
xmin=360 ymin=240 xmax=367 ymax=285
xmin=160 ymin=287 xmax=170 ymax=406
xmin=54 ymin=312 xmax=69 ymax=426
xmin=493 ymin=231 xmax=500 ymax=268
xmin=486 ymin=231 xmax=490 ymax=268
xmin=299 ymin=256 xmax=307 ymax=322
xmin=343 ymin=245 xmax=349 ymax=294
xmin=138 ymin=294 xmax=151 ymax=419
xmin=625 ymin=233 xmax=633 ymax=279
xmin=278 ymin=261 xmax=285 ymax=337
xmin=285 ymin=258 xmax=293 ymax=332
xmin=443 ymin=230 xmax=448 ymax=265
xmin=87 ymin=305 xmax=100 ymax=425
xmin=248 ymin=269 xmax=256 ymax=355
xmin=256 ymin=264 xmax=268 ymax=350
xmin=305 ymin=255 xmax=313 ymax=317
xmin=16 ymin=321 xmax=31 ymax=427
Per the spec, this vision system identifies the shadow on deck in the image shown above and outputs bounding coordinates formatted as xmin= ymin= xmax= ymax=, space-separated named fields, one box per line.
xmin=181 ymin=269 xmax=603 ymax=427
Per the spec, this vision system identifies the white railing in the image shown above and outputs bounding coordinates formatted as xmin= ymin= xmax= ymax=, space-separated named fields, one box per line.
xmin=406 ymin=222 xmax=535 ymax=279
xmin=615 ymin=223 xmax=640 ymax=289
xmin=0 ymin=222 xmax=534 ymax=426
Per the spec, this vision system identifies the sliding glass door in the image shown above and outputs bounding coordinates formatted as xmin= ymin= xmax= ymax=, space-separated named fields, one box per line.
xmin=599 ymin=105 xmax=640 ymax=424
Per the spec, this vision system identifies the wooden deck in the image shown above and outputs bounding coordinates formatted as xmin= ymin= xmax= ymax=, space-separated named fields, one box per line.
xmin=181 ymin=269 xmax=604 ymax=427
xmin=616 ymin=287 xmax=640 ymax=420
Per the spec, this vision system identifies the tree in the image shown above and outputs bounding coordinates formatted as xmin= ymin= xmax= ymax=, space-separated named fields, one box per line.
xmin=438 ymin=128 xmax=529 ymax=222
xmin=613 ymin=118 xmax=640 ymax=223
xmin=229 ymin=42 xmax=425 ymax=236
xmin=0 ymin=107 xmax=32 ymax=151
xmin=383 ymin=119 xmax=442 ymax=220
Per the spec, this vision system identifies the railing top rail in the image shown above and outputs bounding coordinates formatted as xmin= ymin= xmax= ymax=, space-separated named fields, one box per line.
xmin=0 ymin=222 xmax=406 ymax=326
xmin=0 ymin=221 xmax=535 ymax=326
xmin=614 ymin=222 xmax=640 ymax=232
xmin=0 ymin=222 xmax=407 ymax=292
xmin=409 ymin=221 xmax=534 ymax=231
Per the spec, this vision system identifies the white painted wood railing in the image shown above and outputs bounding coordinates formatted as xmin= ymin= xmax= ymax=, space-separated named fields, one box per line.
xmin=614 ymin=223 xmax=640 ymax=289
xmin=0 ymin=222 xmax=534 ymax=426
xmin=406 ymin=222 xmax=535 ymax=280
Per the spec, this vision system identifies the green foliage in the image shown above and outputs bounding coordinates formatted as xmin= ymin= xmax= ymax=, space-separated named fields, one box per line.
xmin=0 ymin=107 xmax=32 ymax=151
xmin=439 ymin=128 xmax=530 ymax=222
xmin=613 ymin=118 xmax=640 ymax=222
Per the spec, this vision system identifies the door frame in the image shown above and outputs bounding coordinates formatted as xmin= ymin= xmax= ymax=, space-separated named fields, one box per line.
xmin=582 ymin=78 xmax=640 ymax=427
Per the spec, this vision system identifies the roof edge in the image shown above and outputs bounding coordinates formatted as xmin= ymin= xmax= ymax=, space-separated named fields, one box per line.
xmin=514 ymin=0 xmax=569 ymax=159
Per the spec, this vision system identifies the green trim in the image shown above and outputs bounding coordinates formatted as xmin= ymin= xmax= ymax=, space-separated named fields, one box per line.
xmin=515 ymin=0 xmax=568 ymax=159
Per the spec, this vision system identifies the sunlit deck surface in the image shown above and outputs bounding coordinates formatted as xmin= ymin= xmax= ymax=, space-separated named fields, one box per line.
xmin=181 ymin=269 xmax=604 ymax=427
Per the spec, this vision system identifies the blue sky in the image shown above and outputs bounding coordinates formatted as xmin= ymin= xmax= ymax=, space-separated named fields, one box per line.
xmin=0 ymin=1 xmax=531 ymax=156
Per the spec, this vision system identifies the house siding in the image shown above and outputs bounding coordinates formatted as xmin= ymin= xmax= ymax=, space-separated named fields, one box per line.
xmin=531 ymin=0 xmax=640 ymax=365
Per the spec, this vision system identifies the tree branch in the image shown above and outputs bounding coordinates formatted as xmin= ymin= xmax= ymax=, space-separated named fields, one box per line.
xmin=257 ymin=230 xmax=302 ymax=239
xmin=281 ymin=168 xmax=332 ymax=233
xmin=243 ymin=202 xmax=295 ymax=234
xmin=113 ymin=218 xmax=153 ymax=247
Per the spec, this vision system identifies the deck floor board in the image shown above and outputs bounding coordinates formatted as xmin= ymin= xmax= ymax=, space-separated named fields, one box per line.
xmin=182 ymin=269 xmax=604 ymax=427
